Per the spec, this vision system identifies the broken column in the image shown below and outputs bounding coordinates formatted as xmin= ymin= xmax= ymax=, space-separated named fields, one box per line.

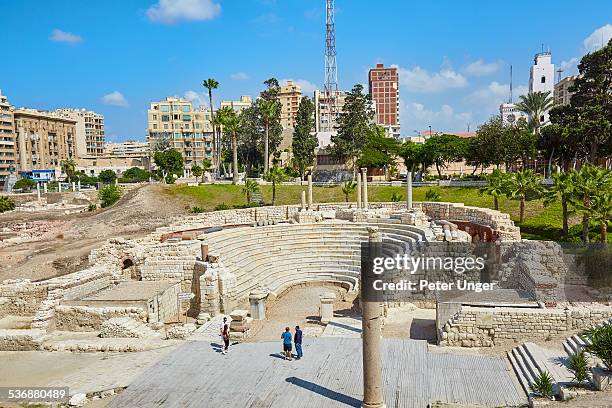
xmin=72 ymin=181 xmax=76 ymax=192
xmin=78 ymin=179 xmax=81 ymax=191
xmin=361 ymin=226 xmax=386 ymax=408
xmin=356 ymin=172 xmax=362 ymax=209
xmin=200 ymin=243 xmax=208 ymax=261
xmin=58 ymin=182 xmax=62 ymax=193
xmin=249 ymin=290 xmax=267 ymax=320
xmin=307 ymin=174 xmax=313 ymax=209
xmin=301 ymin=190 xmax=306 ymax=211
xmin=361 ymin=168 xmax=369 ymax=209
xmin=229 ymin=309 xmax=252 ymax=340
xmin=36 ymin=183 xmax=41 ymax=201
xmin=319 ymin=292 xmax=336 ymax=323
xmin=406 ymin=171 xmax=413 ymax=210
xmin=43 ymin=182 xmax=48 ymax=194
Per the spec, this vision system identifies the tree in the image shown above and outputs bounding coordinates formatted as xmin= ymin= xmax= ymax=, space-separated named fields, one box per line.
xmin=398 ymin=141 xmax=428 ymax=177
xmin=98 ymin=184 xmax=122 ymax=208
xmin=61 ymin=159 xmax=77 ymax=182
xmin=505 ymin=169 xmax=545 ymax=223
xmin=260 ymin=99 xmax=279 ymax=175
xmin=98 ymin=169 xmax=117 ymax=185
xmin=121 ymin=167 xmax=151 ymax=183
xmin=0 ymin=196 xmax=16 ymax=213
xmin=13 ymin=178 xmax=36 ymax=191
xmin=203 ymin=78 xmax=220 ymax=173
xmin=472 ymin=116 xmax=505 ymax=170
xmin=292 ymin=97 xmax=317 ymax=179
xmin=217 ymin=106 xmax=240 ymax=184
xmin=191 ymin=164 xmax=203 ymax=184
xmin=576 ymin=191 xmax=611 ymax=243
xmin=242 ymin=179 xmax=259 ymax=204
xmin=330 ymin=84 xmax=374 ymax=178
xmin=422 ymin=134 xmax=468 ymax=177
xmin=341 ymin=181 xmax=356 ymax=203
xmin=153 ymin=148 xmax=184 ymax=183
xmin=481 ymin=169 xmax=510 ymax=210
xmin=572 ymin=165 xmax=612 ymax=242
xmin=515 ymin=91 xmax=555 ymax=134
xmin=237 ymin=104 xmax=262 ymax=176
xmin=200 ymin=159 xmax=212 ymax=183
xmin=544 ymin=171 xmax=576 ymax=239
xmin=266 ymin=166 xmax=287 ymax=205
xmin=357 ymin=125 xmax=400 ymax=179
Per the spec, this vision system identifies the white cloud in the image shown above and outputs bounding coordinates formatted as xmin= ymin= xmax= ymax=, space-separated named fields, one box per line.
xmin=230 ymin=72 xmax=249 ymax=81
xmin=184 ymin=90 xmax=207 ymax=107
xmin=101 ymin=91 xmax=129 ymax=107
xmin=463 ymin=59 xmax=501 ymax=76
xmin=401 ymin=101 xmax=472 ymax=133
xmin=559 ymin=57 xmax=579 ymax=72
xmin=466 ymin=81 xmax=528 ymax=107
xmin=392 ymin=65 xmax=468 ymax=93
xmin=584 ymin=24 xmax=612 ymax=52
xmin=49 ymin=29 xmax=82 ymax=44
xmin=280 ymin=79 xmax=318 ymax=95
xmin=147 ymin=0 xmax=221 ymax=24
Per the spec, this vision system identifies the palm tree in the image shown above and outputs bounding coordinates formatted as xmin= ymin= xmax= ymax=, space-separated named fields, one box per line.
xmin=259 ymin=99 xmax=279 ymax=175
xmin=572 ymin=165 xmax=612 ymax=243
xmin=505 ymin=169 xmax=545 ymax=223
xmin=200 ymin=159 xmax=212 ymax=183
xmin=341 ymin=181 xmax=356 ymax=203
xmin=242 ymin=179 xmax=259 ymax=204
xmin=576 ymin=191 xmax=611 ymax=243
xmin=61 ymin=159 xmax=77 ymax=183
xmin=217 ymin=106 xmax=240 ymax=184
xmin=481 ymin=169 xmax=510 ymax=210
xmin=202 ymin=79 xmax=219 ymax=175
xmin=515 ymin=91 xmax=555 ymax=134
xmin=266 ymin=166 xmax=287 ymax=206
xmin=543 ymin=171 xmax=576 ymax=239
xmin=191 ymin=164 xmax=202 ymax=184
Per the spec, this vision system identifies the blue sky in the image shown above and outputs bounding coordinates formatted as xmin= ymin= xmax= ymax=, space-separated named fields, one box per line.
xmin=1 ymin=0 xmax=611 ymax=141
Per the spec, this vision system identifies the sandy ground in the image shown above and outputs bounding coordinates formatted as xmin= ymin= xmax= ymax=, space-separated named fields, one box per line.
xmin=0 ymin=184 xmax=189 ymax=282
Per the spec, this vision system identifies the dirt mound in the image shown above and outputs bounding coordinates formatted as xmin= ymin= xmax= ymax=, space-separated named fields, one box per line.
xmin=0 ymin=184 xmax=188 ymax=282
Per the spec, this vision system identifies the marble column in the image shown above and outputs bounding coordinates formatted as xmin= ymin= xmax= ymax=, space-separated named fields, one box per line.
xmin=362 ymin=227 xmax=386 ymax=408
xmin=301 ymin=190 xmax=306 ymax=211
xmin=307 ymin=174 xmax=313 ymax=209
xmin=406 ymin=171 xmax=413 ymax=210
xmin=77 ymin=180 xmax=81 ymax=191
xmin=361 ymin=168 xmax=369 ymax=209
xmin=71 ymin=182 xmax=76 ymax=192
xmin=356 ymin=173 xmax=362 ymax=209
xmin=36 ymin=183 xmax=41 ymax=201
xmin=43 ymin=182 xmax=48 ymax=194
xmin=58 ymin=182 xmax=62 ymax=193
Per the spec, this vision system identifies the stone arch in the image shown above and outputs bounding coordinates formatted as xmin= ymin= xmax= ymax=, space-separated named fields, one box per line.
xmin=121 ymin=257 xmax=141 ymax=281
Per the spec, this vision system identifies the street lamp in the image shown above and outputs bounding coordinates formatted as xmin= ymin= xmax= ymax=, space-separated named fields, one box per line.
xmin=428 ymin=125 xmax=432 ymax=137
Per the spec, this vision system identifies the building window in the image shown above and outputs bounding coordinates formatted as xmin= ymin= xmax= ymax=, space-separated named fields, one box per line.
xmin=541 ymin=76 xmax=546 ymax=84
xmin=160 ymin=105 xmax=170 ymax=112
xmin=182 ymin=106 xmax=190 ymax=112
xmin=161 ymin=115 xmax=170 ymax=122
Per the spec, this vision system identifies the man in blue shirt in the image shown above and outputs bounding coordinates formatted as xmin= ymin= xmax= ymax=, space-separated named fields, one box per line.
xmin=281 ymin=327 xmax=292 ymax=360
xmin=294 ymin=325 xmax=303 ymax=359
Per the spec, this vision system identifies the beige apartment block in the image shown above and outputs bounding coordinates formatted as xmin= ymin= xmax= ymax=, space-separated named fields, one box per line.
xmin=554 ymin=75 xmax=578 ymax=106
xmin=0 ymin=92 xmax=16 ymax=183
xmin=278 ymin=81 xmax=302 ymax=129
xmin=220 ymin=95 xmax=253 ymax=113
xmin=147 ymin=96 xmax=214 ymax=169
xmin=13 ymin=109 xmax=77 ymax=173
xmin=314 ymin=89 xmax=346 ymax=134
xmin=104 ymin=140 xmax=149 ymax=156
xmin=56 ymin=108 xmax=105 ymax=157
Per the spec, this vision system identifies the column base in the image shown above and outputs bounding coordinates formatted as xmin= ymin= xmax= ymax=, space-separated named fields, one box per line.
xmin=362 ymin=403 xmax=386 ymax=408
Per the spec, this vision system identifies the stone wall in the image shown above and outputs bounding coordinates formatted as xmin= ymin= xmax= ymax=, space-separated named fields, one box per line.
xmin=54 ymin=305 xmax=146 ymax=331
xmin=0 ymin=329 xmax=46 ymax=351
xmin=0 ymin=283 xmax=48 ymax=317
xmin=151 ymin=282 xmax=181 ymax=323
xmin=439 ymin=305 xmax=612 ymax=347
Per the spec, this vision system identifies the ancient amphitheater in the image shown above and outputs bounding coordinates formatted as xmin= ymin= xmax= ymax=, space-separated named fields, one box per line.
xmin=1 ymin=186 xmax=611 ymax=407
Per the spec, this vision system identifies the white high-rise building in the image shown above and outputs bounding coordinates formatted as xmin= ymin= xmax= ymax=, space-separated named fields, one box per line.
xmin=528 ymin=51 xmax=555 ymax=125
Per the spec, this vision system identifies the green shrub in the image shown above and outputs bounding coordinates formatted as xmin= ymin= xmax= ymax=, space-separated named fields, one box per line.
xmin=391 ymin=192 xmax=403 ymax=202
xmin=567 ymin=350 xmax=590 ymax=386
xmin=0 ymin=196 xmax=16 ymax=213
xmin=122 ymin=167 xmax=152 ymax=182
xmin=13 ymin=178 xmax=36 ymax=191
xmin=87 ymin=203 xmax=97 ymax=212
xmin=530 ymin=371 xmax=554 ymax=399
xmin=425 ymin=189 xmax=441 ymax=202
xmin=214 ymin=203 xmax=230 ymax=211
xmin=191 ymin=206 xmax=204 ymax=214
xmin=584 ymin=324 xmax=612 ymax=369
xmin=98 ymin=185 xmax=122 ymax=208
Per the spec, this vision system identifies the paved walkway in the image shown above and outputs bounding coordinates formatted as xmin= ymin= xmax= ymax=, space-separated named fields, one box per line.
xmin=108 ymin=338 xmax=526 ymax=408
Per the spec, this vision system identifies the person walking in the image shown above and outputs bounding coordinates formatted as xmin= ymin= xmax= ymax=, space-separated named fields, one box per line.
xmin=281 ymin=327 xmax=292 ymax=360
xmin=294 ymin=325 xmax=303 ymax=359
xmin=220 ymin=317 xmax=230 ymax=355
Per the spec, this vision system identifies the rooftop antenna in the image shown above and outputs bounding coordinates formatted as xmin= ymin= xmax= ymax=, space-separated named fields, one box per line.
xmin=324 ymin=0 xmax=338 ymax=132
xmin=509 ymin=65 xmax=513 ymax=104
xmin=556 ymin=68 xmax=564 ymax=84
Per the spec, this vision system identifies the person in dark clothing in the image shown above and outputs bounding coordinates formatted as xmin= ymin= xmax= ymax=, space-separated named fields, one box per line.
xmin=294 ymin=325 xmax=303 ymax=359
xmin=220 ymin=317 xmax=230 ymax=355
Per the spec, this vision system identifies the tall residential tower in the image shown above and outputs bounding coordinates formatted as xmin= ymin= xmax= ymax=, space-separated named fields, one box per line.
xmin=368 ymin=63 xmax=400 ymax=138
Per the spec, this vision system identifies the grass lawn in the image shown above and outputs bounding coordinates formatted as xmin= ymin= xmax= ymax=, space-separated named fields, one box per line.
xmin=167 ymin=184 xmax=606 ymax=242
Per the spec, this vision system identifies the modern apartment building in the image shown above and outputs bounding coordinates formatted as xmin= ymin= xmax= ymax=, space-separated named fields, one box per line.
xmin=104 ymin=140 xmax=149 ymax=156
xmin=313 ymin=89 xmax=347 ymax=146
xmin=56 ymin=108 xmax=105 ymax=156
xmin=0 ymin=92 xmax=16 ymax=184
xmin=147 ymin=96 xmax=214 ymax=169
xmin=13 ymin=108 xmax=77 ymax=173
xmin=220 ymin=95 xmax=253 ymax=113
xmin=554 ymin=75 xmax=578 ymax=106
xmin=368 ymin=63 xmax=400 ymax=138
xmin=278 ymin=81 xmax=302 ymax=129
